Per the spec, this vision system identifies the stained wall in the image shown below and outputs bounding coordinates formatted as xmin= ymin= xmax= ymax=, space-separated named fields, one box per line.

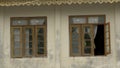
xmin=0 ymin=3 xmax=119 ymax=68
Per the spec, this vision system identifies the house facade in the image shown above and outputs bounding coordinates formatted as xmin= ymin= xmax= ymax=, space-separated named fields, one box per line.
xmin=0 ymin=0 xmax=120 ymax=68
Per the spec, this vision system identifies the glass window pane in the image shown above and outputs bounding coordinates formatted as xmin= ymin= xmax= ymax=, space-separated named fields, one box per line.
xmin=12 ymin=20 xmax=28 ymax=25
xmin=25 ymin=28 xmax=32 ymax=42
xmin=25 ymin=28 xmax=33 ymax=49
xmin=84 ymin=27 xmax=90 ymax=33
xmin=14 ymin=49 xmax=21 ymax=57
xmin=25 ymin=35 xmax=32 ymax=42
xmin=88 ymin=17 xmax=98 ymax=23
xmin=30 ymin=18 xmax=45 ymax=25
xmin=70 ymin=17 xmax=86 ymax=24
xmin=105 ymin=23 xmax=110 ymax=54
xmin=25 ymin=28 xmax=32 ymax=35
xmin=38 ymin=28 xmax=44 ymax=34
xmin=25 ymin=49 xmax=32 ymax=56
xmin=14 ymin=35 xmax=20 ymax=41
xmin=105 ymin=32 xmax=109 ymax=39
xmin=14 ymin=28 xmax=20 ymax=35
xmin=88 ymin=16 xmax=105 ymax=23
xmin=84 ymin=27 xmax=91 ymax=40
xmin=26 ymin=42 xmax=32 ymax=49
xmin=72 ymin=47 xmax=79 ymax=54
xmin=37 ymin=49 xmax=44 ymax=54
xmin=14 ymin=42 xmax=20 ymax=48
xmin=106 ymin=38 xmax=110 ymax=53
xmin=106 ymin=39 xmax=109 ymax=46
xmin=72 ymin=40 xmax=79 ymax=47
xmin=72 ymin=27 xmax=79 ymax=40
xmin=84 ymin=48 xmax=91 ymax=54
xmin=38 ymin=42 xmax=44 ymax=48
xmin=98 ymin=16 xmax=105 ymax=23
xmin=38 ymin=35 xmax=44 ymax=40
xmin=106 ymin=45 xmax=110 ymax=53
xmin=105 ymin=24 xmax=109 ymax=32
xmin=71 ymin=27 xmax=81 ymax=54
xmin=13 ymin=28 xmax=20 ymax=42
xmin=84 ymin=33 xmax=91 ymax=39
xmin=84 ymin=41 xmax=91 ymax=47
xmin=37 ymin=28 xmax=45 ymax=55
xmin=37 ymin=28 xmax=44 ymax=42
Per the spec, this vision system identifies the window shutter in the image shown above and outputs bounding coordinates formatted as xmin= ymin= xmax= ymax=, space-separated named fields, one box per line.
xmin=104 ymin=22 xmax=111 ymax=55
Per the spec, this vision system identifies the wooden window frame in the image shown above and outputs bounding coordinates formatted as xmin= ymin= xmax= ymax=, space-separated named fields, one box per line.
xmin=70 ymin=25 xmax=82 ymax=56
xmin=11 ymin=27 xmax=23 ymax=58
xmin=35 ymin=26 xmax=47 ymax=57
xmin=104 ymin=22 xmax=111 ymax=55
xmin=81 ymin=25 xmax=94 ymax=56
xmin=69 ymin=15 xmax=111 ymax=57
xmin=23 ymin=26 xmax=35 ymax=57
xmin=11 ymin=17 xmax=47 ymax=58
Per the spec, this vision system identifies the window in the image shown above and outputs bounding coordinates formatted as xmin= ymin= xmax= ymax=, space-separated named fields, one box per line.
xmin=11 ymin=17 xmax=47 ymax=58
xmin=69 ymin=15 xmax=111 ymax=56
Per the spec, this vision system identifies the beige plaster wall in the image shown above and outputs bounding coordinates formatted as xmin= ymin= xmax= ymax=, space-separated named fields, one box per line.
xmin=115 ymin=4 xmax=120 ymax=68
xmin=0 ymin=6 xmax=56 ymax=68
xmin=0 ymin=7 xmax=4 ymax=68
xmin=0 ymin=3 xmax=118 ymax=68
xmin=60 ymin=4 xmax=116 ymax=68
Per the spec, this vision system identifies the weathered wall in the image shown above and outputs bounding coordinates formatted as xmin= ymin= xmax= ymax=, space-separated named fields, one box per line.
xmin=0 ymin=7 xmax=4 ymax=68
xmin=115 ymin=4 xmax=120 ymax=68
xmin=0 ymin=3 xmax=118 ymax=68
xmin=0 ymin=6 xmax=56 ymax=68
xmin=60 ymin=4 xmax=116 ymax=68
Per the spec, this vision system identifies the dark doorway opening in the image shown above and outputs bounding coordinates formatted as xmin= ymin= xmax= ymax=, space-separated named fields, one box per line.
xmin=94 ymin=25 xmax=105 ymax=55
